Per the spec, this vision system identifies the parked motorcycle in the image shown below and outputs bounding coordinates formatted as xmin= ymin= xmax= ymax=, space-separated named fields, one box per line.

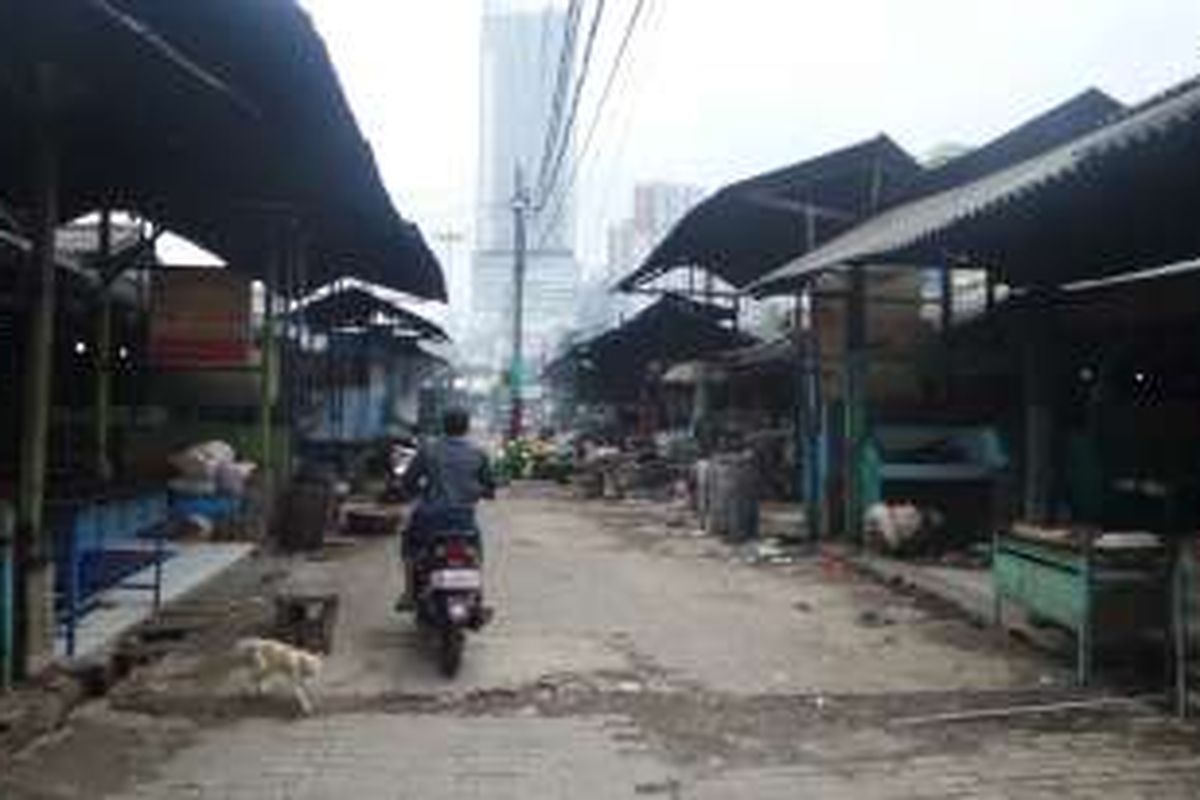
xmin=412 ymin=529 xmax=489 ymax=676
xmin=382 ymin=439 xmax=419 ymax=502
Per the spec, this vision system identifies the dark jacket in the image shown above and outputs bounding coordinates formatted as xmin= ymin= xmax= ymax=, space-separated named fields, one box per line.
xmin=404 ymin=436 xmax=496 ymax=510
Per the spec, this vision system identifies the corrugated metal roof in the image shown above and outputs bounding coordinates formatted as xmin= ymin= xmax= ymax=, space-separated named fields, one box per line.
xmin=618 ymin=90 xmax=1124 ymax=295
xmin=905 ymin=89 xmax=1122 ymax=196
xmin=751 ymin=76 xmax=1200 ymax=295
xmin=544 ymin=295 xmax=756 ymax=403
xmin=0 ymin=1 xmax=445 ymax=299
xmin=292 ymin=284 xmax=448 ymax=341
xmin=615 ymin=136 xmax=922 ymax=291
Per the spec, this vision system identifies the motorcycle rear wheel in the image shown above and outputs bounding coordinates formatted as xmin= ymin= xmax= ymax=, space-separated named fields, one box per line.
xmin=437 ymin=627 xmax=464 ymax=677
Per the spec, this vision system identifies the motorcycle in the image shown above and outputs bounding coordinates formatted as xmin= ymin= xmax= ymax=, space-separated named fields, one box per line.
xmin=412 ymin=529 xmax=489 ymax=677
xmin=382 ymin=439 xmax=419 ymax=502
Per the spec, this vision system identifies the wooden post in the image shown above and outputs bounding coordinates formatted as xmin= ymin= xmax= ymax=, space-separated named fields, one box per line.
xmin=940 ymin=265 xmax=953 ymax=330
xmin=278 ymin=219 xmax=302 ymax=478
xmin=690 ymin=364 xmax=711 ymax=449
xmin=792 ymin=208 xmax=824 ymax=539
xmin=940 ymin=265 xmax=954 ymax=401
xmin=802 ymin=286 xmax=824 ymax=541
xmin=15 ymin=63 xmax=60 ymax=678
xmin=1021 ymin=297 xmax=1055 ymax=523
xmin=843 ymin=265 xmax=868 ymax=543
xmin=808 ymin=209 xmax=825 ymax=540
xmin=792 ymin=291 xmax=805 ymax=502
xmin=95 ymin=209 xmax=114 ymax=481
xmin=0 ymin=502 xmax=13 ymax=688
xmin=260 ymin=246 xmax=278 ymax=536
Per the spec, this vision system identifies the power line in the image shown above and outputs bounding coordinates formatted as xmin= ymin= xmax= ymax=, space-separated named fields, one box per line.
xmin=594 ymin=0 xmax=666 ymax=274
xmin=536 ymin=0 xmax=652 ymax=249
xmin=534 ymin=0 xmax=584 ymax=197
xmin=535 ymin=0 xmax=608 ymax=206
xmin=533 ymin=2 xmax=560 ymax=191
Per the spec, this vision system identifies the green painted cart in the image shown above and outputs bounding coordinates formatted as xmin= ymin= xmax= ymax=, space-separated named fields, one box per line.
xmin=992 ymin=527 xmax=1174 ymax=686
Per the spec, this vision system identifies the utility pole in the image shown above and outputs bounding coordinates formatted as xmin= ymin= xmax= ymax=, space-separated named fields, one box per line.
xmin=508 ymin=166 xmax=530 ymax=440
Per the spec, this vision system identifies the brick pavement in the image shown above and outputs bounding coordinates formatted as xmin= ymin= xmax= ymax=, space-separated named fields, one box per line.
xmin=4 ymin=487 xmax=1200 ymax=799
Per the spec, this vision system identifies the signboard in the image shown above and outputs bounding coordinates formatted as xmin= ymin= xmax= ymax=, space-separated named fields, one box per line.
xmin=149 ymin=269 xmax=252 ymax=368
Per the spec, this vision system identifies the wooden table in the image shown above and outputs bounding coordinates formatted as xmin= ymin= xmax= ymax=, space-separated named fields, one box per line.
xmin=993 ymin=525 xmax=1174 ymax=687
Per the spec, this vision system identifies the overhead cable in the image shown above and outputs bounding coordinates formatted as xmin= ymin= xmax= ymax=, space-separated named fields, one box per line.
xmin=536 ymin=0 xmax=608 ymax=206
xmin=536 ymin=0 xmax=651 ymax=248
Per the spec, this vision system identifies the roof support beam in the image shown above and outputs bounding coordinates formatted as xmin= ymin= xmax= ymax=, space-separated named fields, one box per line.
xmin=625 ymin=286 xmax=742 ymax=300
xmin=739 ymin=192 xmax=857 ymax=222
xmin=82 ymin=0 xmax=262 ymax=119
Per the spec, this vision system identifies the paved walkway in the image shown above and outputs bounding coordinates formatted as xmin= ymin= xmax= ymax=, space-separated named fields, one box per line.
xmin=61 ymin=543 xmax=255 ymax=660
xmin=4 ymin=484 xmax=1200 ymax=798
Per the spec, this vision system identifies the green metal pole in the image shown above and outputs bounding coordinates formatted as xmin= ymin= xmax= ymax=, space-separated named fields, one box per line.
xmin=95 ymin=210 xmax=113 ymax=481
xmin=15 ymin=68 xmax=59 ymax=678
xmin=260 ymin=259 xmax=277 ymax=525
xmin=802 ymin=286 xmax=824 ymax=542
xmin=794 ymin=210 xmax=824 ymax=540
xmin=792 ymin=291 xmax=806 ymax=504
xmin=940 ymin=265 xmax=954 ymax=402
xmin=1 ymin=502 xmax=13 ymax=689
xmin=690 ymin=366 xmax=711 ymax=445
xmin=1174 ymin=534 xmax=1190 ymax=717
xmin=843 ymin=264 xmax=867 ymax=544
xmin=1021 ymin=301 xmax=1054 ymax=524
xmin=1078 ymin=533 xmax=1094 ymax=686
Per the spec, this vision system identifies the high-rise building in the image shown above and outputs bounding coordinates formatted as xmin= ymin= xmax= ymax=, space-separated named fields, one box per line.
xmin=471 ymin=1 xmax=580 ymax=371
xmin=606 ymin=181 xmax=704 ymax=279
xmin=633 ymin=182 xmax=705 ymax=246
xmin=577 ymin=182 xmax=706 ymax=338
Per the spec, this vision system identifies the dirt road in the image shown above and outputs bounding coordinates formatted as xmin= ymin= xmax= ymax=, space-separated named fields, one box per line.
xmin=4 ymin=484 xmax=1200 ymax=798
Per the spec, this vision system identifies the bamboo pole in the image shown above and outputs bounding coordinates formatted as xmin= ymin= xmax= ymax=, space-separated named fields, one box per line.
xmin=259 ymin=244 xmax=278 ymax=536
xmin=0 ymin=503 xmax=12 ymax=688
xmin=15 ymin=62 xmax=60 ymax=678
xmin=95 ymin=209 xmax=114 ymax=481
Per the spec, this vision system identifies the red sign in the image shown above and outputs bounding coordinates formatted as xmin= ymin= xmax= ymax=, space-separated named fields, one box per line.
xmin=149 ymin=269 xmax=251 ymax=368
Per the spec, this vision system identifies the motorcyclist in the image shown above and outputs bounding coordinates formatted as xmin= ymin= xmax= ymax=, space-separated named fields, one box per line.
xmin=395 ymin=408 xmax=495 ymax=611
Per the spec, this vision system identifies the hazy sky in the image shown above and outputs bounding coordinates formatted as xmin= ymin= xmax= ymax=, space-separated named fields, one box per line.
xmin=296 ymin=0 xmax=1200 ymax=279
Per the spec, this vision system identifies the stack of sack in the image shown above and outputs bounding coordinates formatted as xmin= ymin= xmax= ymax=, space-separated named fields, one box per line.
xmin=864 ymin=502 xmax=945 ymax=557
xmin=168 ymin=441 xmax=257 ymax=536
xmin=169 ymin=441 xmax=257 ymax=496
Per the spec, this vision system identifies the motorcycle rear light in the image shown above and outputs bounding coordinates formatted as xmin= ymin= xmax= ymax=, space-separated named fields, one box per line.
xmin=443 ymin=539 xmax=475 ymax=567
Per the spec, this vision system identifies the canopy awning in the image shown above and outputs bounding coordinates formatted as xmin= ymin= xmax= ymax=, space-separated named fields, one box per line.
xmin=546 ymin=295 xmax=757 ymax=403
xmin=0 ymin=0 xmax=445 ymax=298
xmin=616 ymin=136 xmax=921 ymax=291
xmin=752 ymin=79 xmax=1200 ymax=294
xmin=291 ymin=284 xmax=448 ymax=341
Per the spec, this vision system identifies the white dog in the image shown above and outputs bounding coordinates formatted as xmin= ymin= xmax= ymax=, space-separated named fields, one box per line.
xmin=234 ymin=637 xmax=322 ymax=715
